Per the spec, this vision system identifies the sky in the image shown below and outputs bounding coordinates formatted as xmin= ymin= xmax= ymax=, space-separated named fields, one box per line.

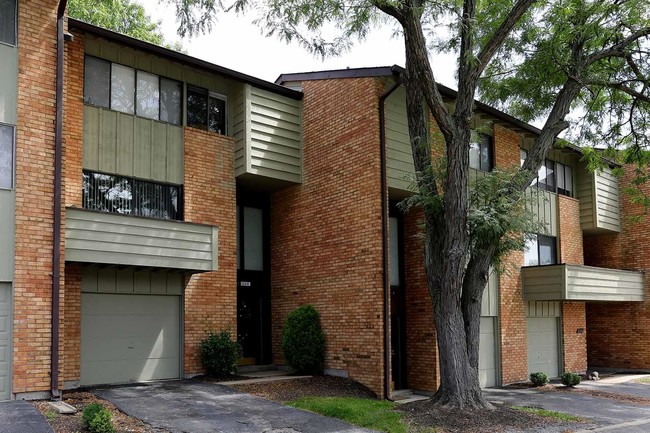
xmin=137 ymin=0 xmax=458 ymax=87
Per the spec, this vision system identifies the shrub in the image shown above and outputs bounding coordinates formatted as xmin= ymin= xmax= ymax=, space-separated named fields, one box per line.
xmin=199 ymin=330 xmax=243 ymax=377
xmin=529 ymin=372 xmax=549 ymax=387
xmin=82 ymin=403 xmax=103 ymax=427
xmin=89 ymin=408 xmax=115 ymax=433
xmin=281 ymin=305 xmax=325 ymax=374
xmin=561 ymin=372 xmax=581 ymax=387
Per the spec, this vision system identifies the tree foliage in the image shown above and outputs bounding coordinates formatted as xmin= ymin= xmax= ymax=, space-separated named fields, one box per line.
xmin=69 ymin=0 xmax=184 ymax=51
xmin=170 ymin=0 xmax=650 ymax=408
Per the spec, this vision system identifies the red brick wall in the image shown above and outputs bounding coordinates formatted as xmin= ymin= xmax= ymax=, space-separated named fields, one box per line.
xmin=183 ymin=128 xmax=237 ymax=374
xmin=403 ymin=209 xmax=438 ymax=392
xmin=584 ymin=166 xmax=650 ymax=369
xmin=270 ymin=78 xmax=385 ymax=396
xmin=558 ymin=195 xmax=583 ymax=265
xmin=62 ymin=265 xmax=81 ymax=382
xmin=12 ymin=0 xmax=58 ymax=394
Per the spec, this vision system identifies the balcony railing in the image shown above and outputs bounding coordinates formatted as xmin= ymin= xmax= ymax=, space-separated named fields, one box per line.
xmin=82 ymin=170 xmax=182 ymax=220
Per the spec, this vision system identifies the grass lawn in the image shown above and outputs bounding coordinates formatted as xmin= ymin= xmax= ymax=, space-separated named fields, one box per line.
xmin=512 ymin=406 xmax=585 ymax=422
xmin=288 ymin=397 xmax=416 ymax=433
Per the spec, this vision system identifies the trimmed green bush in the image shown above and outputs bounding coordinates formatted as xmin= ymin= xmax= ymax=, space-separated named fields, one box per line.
xmin=561 ymin=372 xmax=581 ymax=387
xmin=82 ymin=403 xmax=103 ymax=427
xmin=89 ymin=408 xmax=115 ymax=433
xmin=530 ymin=372 xmax=549 ymax=387
xmin=281 ymin=305 xmax=325 ymax=374
xmin=199 ymin=329 xmax=243 ymax=377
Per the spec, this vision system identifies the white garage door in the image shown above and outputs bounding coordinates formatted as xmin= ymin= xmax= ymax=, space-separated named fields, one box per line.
xmin=527 ymin=317 xmax=560 ymax=378
xmin=0 ymin=284 xmax=11 ymax=400
xmin=81 ymin=293 xmax=181 ymax=386
xmin=479 ymin=316 xmax=497 ymax=388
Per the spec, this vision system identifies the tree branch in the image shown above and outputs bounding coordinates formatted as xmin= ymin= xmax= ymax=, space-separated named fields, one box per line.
xmin=474 ymin=0 xmax=537 ymax=78
xmin=585 ymin=27 xmax=650 ymax=65
xmin=583 ymin=80 xmax=650 ymax=103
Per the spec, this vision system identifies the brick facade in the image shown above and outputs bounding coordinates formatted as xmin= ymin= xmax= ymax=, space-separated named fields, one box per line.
xmin=584 ymin=166 xmax=650 ymax=369
xmin=270 ymin=78 xmax=386 ymax=396
xmin=183 ymin=128 xmax=237 ymax=374
xmin=12 ymin=0 xmax=58 ymax=395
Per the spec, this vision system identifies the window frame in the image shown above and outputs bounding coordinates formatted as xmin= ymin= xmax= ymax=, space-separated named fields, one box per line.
xmin=83 ymin=55 xmax=183 ymax=126
xmin=469 ymin=133 xmax=493 ymax=172
xmin=520 ymin=148 xmax=574 ymax=197
xmin=524 ymin=233 xmax=558 ymax=267
xmin=0 ymin=122 xmax=15 ymax=190
xmin=0 ymin=0 xmax=17 ymax=46
xmin=186 ymin=85 xmax=228 ymax=135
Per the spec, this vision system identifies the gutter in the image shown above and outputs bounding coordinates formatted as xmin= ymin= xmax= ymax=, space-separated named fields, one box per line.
xmin=52 ymin=0 xmax=68 ymax=400
xmin=379 ymin=77 xmax=402 ymax=400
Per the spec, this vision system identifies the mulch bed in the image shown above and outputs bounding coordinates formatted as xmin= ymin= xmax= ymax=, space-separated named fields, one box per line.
xmin=231 ymin=375 xmax=378 ymax=402
xmin=192 ymin=373 xmax=252 ymax=383
xmin=34 ymin=392 xmax=171 ymax=433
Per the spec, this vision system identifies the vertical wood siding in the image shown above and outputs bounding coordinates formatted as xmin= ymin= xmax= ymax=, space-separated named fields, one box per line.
xmin=80 ymin=267 xmax=183 ymax=295
xmin=83 ymin=106 xmax=184 ymax=183
xmin=385 ymin=86 xmax=415 ymax=193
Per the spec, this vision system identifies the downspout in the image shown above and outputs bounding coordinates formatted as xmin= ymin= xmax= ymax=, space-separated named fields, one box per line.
xmin=52 ymin=0 xmax=68 ymax=400
xmin=379 ymin=76 xmax=402 ymax=400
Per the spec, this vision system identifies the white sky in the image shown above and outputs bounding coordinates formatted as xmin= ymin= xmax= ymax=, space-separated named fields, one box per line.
xmin=137 ymin=0 xmax=458 ymax=87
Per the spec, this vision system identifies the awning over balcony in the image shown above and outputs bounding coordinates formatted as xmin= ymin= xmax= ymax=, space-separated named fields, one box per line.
xmin=65 ymin=207 xmax=218 ymax=272
xmin=522 ymin=264 xmax=644 ymax=302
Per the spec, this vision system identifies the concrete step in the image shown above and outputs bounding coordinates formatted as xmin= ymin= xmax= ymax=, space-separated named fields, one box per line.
xmin=392 ymin=389 xmax=430 ymax=404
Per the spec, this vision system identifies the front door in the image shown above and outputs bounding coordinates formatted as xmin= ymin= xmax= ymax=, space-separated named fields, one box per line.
xmin=389 ymin=214 xmax=407 ymax=390
xmin=236 ymin=202 xmax=271 ymax=365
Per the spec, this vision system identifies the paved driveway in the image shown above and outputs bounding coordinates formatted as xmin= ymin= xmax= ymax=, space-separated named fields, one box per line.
xmin=0 ymin=400 xmax=54 ymax=433
xmin=95 ymin=381 xmax=376 ymax=433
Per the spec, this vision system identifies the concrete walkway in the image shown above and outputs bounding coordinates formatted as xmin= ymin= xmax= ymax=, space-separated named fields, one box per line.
xmin=95 ymin=380 xmax=376 ymax=433
xmin=0 ymin=400 xmax=54 ymax=433
xmin=484 ymin=375 xmax=650 ymax=433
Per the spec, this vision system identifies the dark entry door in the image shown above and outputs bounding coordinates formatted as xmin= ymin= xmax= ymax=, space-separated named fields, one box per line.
xmin=236 ymin=202 xmax=271 ymax=365
xmin=389 ymin=213 xmax=407 ymax=390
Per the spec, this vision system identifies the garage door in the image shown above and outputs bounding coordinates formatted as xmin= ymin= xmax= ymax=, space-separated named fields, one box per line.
xmin=527 ymin=317 xmax=560 ymax=378
xmin=479 ymin=316 xmax=497 ymax=388
xmin=0 ymin=284 xmax=10 ymax=400
xmin=81 ymin=293 xmax=180 ymax=386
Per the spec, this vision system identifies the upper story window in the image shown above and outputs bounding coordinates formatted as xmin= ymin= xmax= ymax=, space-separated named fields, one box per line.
xmin=0 ymin=124 xmax=14 ymax=189
xmin=524 ymin=234 xmax=557 ymax=266
xmin=520 ymin=149 xmax=573 ymax=197
xmin=469 ymin=133 xmax=493 ymax=172
xmin=83 ymin=56 xmax=182 ymax=125
xmin=0 ymin=0 xmax=16 ymax=45
xmin=187 ymin=86 xmax=227 ymax=134
xmin=82 ymin=170 xmax=182 ymax=220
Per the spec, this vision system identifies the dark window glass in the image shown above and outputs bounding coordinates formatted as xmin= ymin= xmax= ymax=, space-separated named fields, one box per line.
xmin=187 ymin=86 xmax=208 ymax=130
xmin=160 ymin=78 xmax=182 ymax=125
xmin=538 ymin=235 xmax=557 ymax=265
xmin=469 ymin=134 xmax=493 ymax=172
xmin=84 ymin=57 xmax=110 ymax=108
xmin=0 ymin=124 xmax=14 ymax=189
xmin=208 ymin=95 xmax=226 ymax=134
xmin=545 ymin=159 xmax=555 ymax=191
xmin=82 ymin=170 xmax=181 ymax=220
xmin=556 ymin=163 xmax=565 ymax=192
xmin=564 ymin=165 xmax=573 ymax=196
xmin=0 ymin=0 xmax=16 ymax=45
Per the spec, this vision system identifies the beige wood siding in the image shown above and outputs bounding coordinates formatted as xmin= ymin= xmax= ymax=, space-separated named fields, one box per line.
xmin=576 ymin=165 xmax=620 ymax=233
xmin=83 ymin=106 xmax=184 ymax=183
xmin=0 ymin=191 xmax=14 ymax=282
xmin=479 ymin=316 xmax=498 ymax=388
xmin=232 ymin=85 xmax=247 ymax=177
xmin=65 ymin=208 xmax=218 ymax=272
xmin=385 ymin=86 xmax=414 ymax=193
xmin=481 ymin=268 xmax=499 ymax=317
xmin=0 ymin=283 xmax=10 ymax=400
xmin=81 ymin=268 xmax=184 ymax=295
xmin=522 ymin=264 xmax=644 ymax=302
xmin=526 ymin=301 xmax=561 ymax=318
xmin=0 ymin=44 xmax=17 ymax=125
xmin=525 ymin=188 xmax=558 ymax=237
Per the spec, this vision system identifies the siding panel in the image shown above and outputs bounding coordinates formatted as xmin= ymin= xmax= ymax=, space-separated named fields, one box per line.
xmin=576 ymin=165 xmax=620 ymax=233
xmin=385 ymin=86 xmax=415 ymax=193
xmin=65 ymin=208 xmax=218 ymax=272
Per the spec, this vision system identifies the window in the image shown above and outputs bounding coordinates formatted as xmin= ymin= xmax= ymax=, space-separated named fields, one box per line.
xmin=236 ymin=206 xmax=264 ymax=271
xmin=524 ymin=234 xmax=557 ymax=266
xmin=82 ymin=170 xmax=182 ymax=220
xmin=520 ymin=149 xmax=573 ymax=197
xmin=187 ymin=86 xmax=227 ymax=134
xmin=83 ymin=57 xmax=182 ymax=125
xmin=469 ymin=134 xmax=493 ymax=172
xmin=389 ymin=217 xmax=401 ymax=287
xmin=0 ymin=124 xmax=14 ymax=189
xmin=0 ymin=0 xmax=16 ymax=45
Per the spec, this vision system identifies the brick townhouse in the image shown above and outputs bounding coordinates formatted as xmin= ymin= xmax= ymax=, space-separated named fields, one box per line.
xmin=0 ymin=0 xmax=648 ymax=401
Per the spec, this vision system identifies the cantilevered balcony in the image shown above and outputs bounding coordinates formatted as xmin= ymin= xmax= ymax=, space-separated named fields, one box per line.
xmin=65 ymin=207 xmax=218 ymax=272
xmin=522 ymin=264 xmax=644 ymax=302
